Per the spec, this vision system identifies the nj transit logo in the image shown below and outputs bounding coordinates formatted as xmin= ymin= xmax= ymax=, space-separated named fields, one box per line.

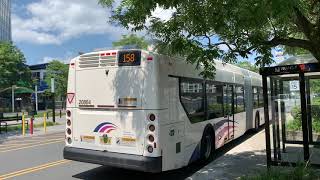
xmin=93 ymin=122 xmax=117 ymax=134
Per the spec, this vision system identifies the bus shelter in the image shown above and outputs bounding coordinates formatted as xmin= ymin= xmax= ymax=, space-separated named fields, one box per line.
xmin=260 ymin=62 xmax=320 ymax=168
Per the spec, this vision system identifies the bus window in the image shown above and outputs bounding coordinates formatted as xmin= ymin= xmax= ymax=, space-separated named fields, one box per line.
xmin=206 ymin=83 xmax=223 ymax=119
xmin=258 ymin=87 xmax=264 ymax=108
xmin=235 ymin=86 xmax=245 ymax=113
xmin=180 ymin=79 xmax=205 ymax=123
xmin=253 ymin=87 xmax=259 ymax=108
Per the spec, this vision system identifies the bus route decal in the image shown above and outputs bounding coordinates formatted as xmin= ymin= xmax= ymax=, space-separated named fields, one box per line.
xmin=93 ymin=122 xmax=118 ymax=134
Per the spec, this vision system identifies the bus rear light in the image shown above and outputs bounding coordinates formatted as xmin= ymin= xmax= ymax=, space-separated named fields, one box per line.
xmin=147 ymin=145 xmax=153 ymax=153
xmin=67 ymin=119 xmax=71 ymax=126
xmin=148 ymin=124 xmax=155 ymax=132
xmin=147 ymin=56 xmax=153 ymax=61
xmin=148 ymin=114 xmax=156 ymax=121
xmin=67 ymin=128 xmax=72 ymax=135
xmin=67 ymin=137 xmax=72 ymax=144
xmin=148 ymin=135 xmax=155 ymax=142
xmin=111 ymin=52 xmax=117 ymax=56
xmin=66 ymin=110 xmax=71 ymax=117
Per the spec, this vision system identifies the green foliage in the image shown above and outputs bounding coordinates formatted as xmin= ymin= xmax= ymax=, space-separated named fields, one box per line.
xmin=112 ymin=34 xmax=149 ymax=50
xmin=288 ymin=105 xmax=320 ymax=133
xmin=99 ymin=0 xmax=320 ymax=78
xmin=33 ymin=122 xmax=60 ymax=128
xmin=311 ymin=80 xmax=320 ymax=94
xmin=235 ymin=61 xmax=259 ymax=73
xmin=242 ymin=163 xmax=319 ymax=180
xmin=0 ymin=42 xmax=31 ymax=90
xmin=44 ymin=60 xmax=68 ymax=99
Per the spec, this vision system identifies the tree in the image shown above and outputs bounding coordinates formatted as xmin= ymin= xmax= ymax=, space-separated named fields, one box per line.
xmin=0 ymin=42 xmax=31 ymax=89
xmin=112 ymin=34 xmax=149 ymax=49
xmin=99 ymin=0 xmax=320 ymax=78
xmin=44 ymin=60 xmax=68 ymax=100
xmin=235 ymin=61 xmax=259 ymax=73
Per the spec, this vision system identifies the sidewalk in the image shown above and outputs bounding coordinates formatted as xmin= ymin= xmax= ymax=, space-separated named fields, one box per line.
xmin=188 ymin=130 xmax=267 ymax=180
xmin=0 ymin=116 xmax=65 ymax=141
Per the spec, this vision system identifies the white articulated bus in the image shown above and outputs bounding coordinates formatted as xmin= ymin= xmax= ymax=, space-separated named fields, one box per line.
xmin=63 ymin=49 xmax=265 ymax=172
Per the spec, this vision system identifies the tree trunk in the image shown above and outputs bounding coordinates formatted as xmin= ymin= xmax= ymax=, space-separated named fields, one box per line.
xmin=310 ymin=46 xmax=320 ymax=63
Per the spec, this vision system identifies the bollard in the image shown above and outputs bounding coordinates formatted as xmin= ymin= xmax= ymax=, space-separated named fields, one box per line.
xmin=44 ymin=112 xmax=47 ymax=133
xmin=22 ymin=112 xmax=25 ymax=136
xmin=30 ymin=116 xmax=34 ymax=135
xmin=60 ymin=109 xmax=62 ymax=118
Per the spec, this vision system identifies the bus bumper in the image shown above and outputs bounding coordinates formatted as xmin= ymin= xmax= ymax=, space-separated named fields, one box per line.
xmin=63 ymin=146 xmax=162 ymax=173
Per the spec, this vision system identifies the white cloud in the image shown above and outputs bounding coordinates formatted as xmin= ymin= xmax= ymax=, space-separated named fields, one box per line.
xmin=151 ymin=7 xmax=175 ymax=22
xmin=40 ymin=56 xmax=60 ymax=64
xmin=12 ymin=0 xmax=128 ymax=45
xmin=218 ymin=44 xmax=230 ymax=51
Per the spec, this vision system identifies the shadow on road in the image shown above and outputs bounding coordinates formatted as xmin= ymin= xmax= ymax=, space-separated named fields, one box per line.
xmin=73 ymin=127 xmax=266 ymax=180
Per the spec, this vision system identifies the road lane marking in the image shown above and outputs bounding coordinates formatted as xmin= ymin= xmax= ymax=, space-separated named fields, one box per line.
xmin=0 ymin=135 xmax=65 ymax=145
xmin=0 ymin=159 xmax=71 ymax=179
xmin=0 ymin=138 xmax=65 ymax=150
xmin=0 ymin=134 xmax=64 ymax=141
xmin=0 ymin=140 xmax=64 ymax=153
xmin=0 ymin=137 xmax=65 ymax=146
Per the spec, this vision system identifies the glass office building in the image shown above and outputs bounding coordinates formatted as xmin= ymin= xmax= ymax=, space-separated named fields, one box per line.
xmin=0 ymin=0 xmax=11 ymax=41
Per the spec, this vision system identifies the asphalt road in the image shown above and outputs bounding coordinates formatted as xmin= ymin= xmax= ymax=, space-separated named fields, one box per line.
xmin=0 ymin=128 xmax=265 ymax=180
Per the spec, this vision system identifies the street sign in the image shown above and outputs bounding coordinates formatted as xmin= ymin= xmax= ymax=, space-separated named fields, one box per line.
xmin=290 ymin=80 xmax=300 ymax=91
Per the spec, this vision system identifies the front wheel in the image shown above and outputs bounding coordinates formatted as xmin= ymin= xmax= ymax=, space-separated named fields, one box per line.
xmin=200 ymin=129 xmax=215 ymax=162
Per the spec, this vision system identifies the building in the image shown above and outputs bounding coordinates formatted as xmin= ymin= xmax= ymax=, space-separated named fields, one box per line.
xmin=0 ymin=0 xmax=11 ymax=41
xmin=29 ymin=63 xmax=50 ymax=110
xmin=29 ymin=63 xmax=68 ymax=111
xmin=29 ymin=63 xmax=49 ymax=92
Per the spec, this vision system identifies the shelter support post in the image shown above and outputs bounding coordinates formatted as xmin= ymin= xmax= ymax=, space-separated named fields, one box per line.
xmin=299 ymin=72 xmax=310 ymax=161
xmin=263 ymin=76 xmax=271 ymax=169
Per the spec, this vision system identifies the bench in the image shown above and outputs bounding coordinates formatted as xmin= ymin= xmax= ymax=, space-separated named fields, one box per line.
xmin=0 ymin=115 xmax=29 ymax=134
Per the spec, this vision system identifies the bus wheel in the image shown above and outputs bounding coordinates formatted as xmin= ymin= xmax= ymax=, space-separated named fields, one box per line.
xmin=200 ymin=128 xmax=215 ymax=162
xmin=254 ymin=113 xmax=260 ymax=132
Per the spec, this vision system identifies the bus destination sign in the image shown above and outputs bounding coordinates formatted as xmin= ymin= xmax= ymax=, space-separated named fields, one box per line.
xmin=118 ymin=50 xmax=141 ymax=66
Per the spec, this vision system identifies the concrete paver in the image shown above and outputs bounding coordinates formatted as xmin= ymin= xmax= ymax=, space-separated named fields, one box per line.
xmin=189 ymin=130 xmax=267 ymax=180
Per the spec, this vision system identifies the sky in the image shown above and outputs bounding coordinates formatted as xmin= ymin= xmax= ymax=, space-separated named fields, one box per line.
xmin=11 ymin=0 xmax=284 ymax=65
xmin=11 ymin=0 xmax=133 ymax=65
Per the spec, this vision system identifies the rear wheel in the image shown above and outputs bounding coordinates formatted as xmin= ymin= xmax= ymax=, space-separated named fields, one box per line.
xmin=200 ymin=128 xmax=215 ymax=161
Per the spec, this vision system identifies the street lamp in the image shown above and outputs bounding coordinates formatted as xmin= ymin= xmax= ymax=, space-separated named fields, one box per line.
xmin=12 ymin=85 xmax=16 ymax=112
xmin=51 ymin=78 xmax=55 ymax=123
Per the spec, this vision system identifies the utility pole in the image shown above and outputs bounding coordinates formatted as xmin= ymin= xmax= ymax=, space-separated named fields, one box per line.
xmin=51 ymin=78 xmax=55 ymax=123
xmin=35 ymin=85 xmax=38 ymax=112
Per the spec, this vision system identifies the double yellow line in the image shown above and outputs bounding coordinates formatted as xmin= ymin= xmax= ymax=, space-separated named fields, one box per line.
xmin=0 ymin=159 xmax=71 ymax=179
xmin=0 ymin=138 xmax=64 ymax=153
